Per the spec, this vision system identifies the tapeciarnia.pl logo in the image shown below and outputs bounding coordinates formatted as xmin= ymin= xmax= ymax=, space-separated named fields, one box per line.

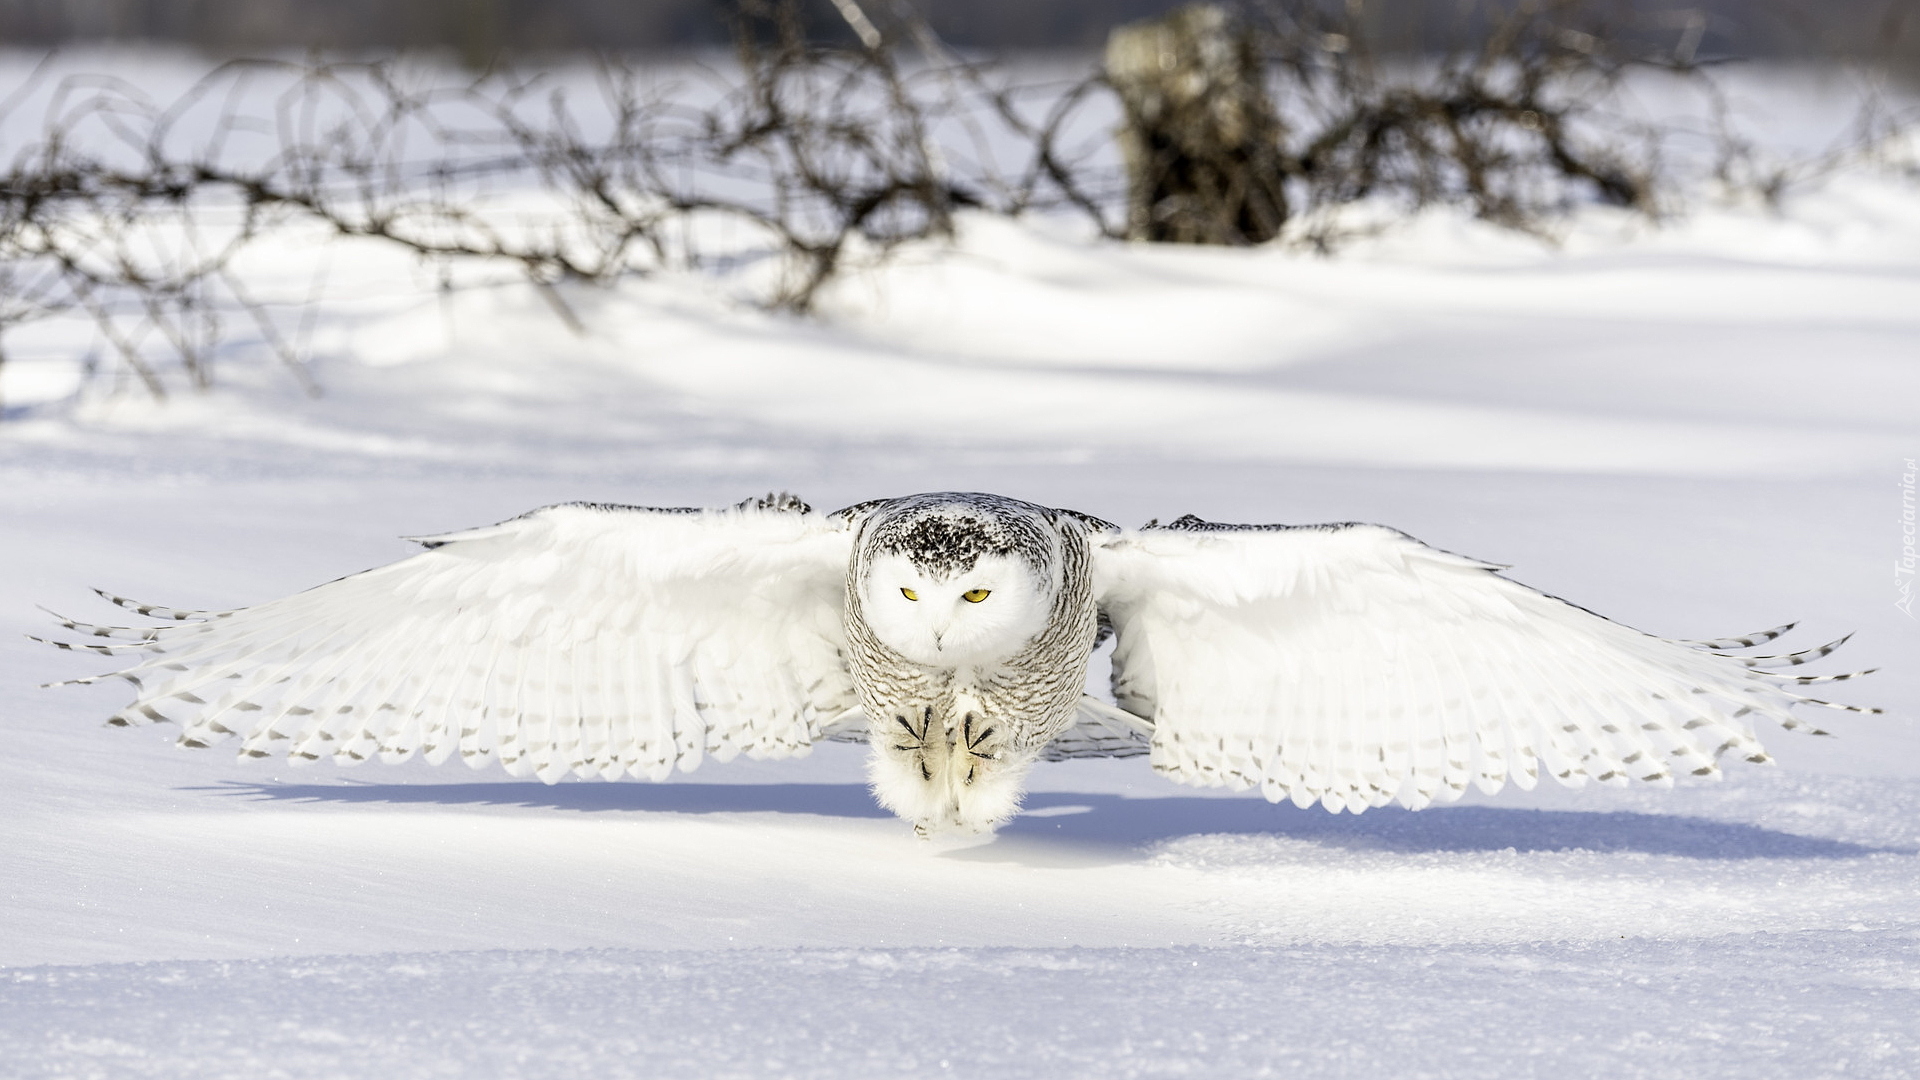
xmin=1899 ymin=458 xmax=1916 ymax=618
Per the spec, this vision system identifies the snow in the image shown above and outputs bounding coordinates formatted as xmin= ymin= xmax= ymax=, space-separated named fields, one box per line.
xmin=3 ymin=53 xmax=1919 ymax=1079
xmin=8 ymin=938 xmax=1918 ymax=1079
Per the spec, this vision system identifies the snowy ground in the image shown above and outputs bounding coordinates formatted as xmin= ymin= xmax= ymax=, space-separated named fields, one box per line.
xmin=3 ymin=54 xmax=1919 ymax=1080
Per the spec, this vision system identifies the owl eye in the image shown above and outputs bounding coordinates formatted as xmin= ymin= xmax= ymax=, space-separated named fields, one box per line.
xmin=962 ymin=589 xmax=991 ymax=603
xmin=900 ymin=588 xmax=919 ymax=601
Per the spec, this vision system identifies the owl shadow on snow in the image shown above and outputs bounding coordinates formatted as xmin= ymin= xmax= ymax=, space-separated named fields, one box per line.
xmin=201 ymin=779 xmax=1901 ymax=865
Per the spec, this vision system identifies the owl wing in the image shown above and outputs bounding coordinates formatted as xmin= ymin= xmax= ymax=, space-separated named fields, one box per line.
xmin=1040 ymin=697 xmax=1155 ymax=761
xmin=43 ymin=497 xmax=859 ymax=783
xmin=1090 ymin=517 xmax=1877 ymax=813
xmin=800 ymin=698 xmax=1154 ymax=759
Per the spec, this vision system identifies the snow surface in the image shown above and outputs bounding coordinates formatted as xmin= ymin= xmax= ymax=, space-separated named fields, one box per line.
xmin=2 ymin=53 xmax=1919 ymax=1080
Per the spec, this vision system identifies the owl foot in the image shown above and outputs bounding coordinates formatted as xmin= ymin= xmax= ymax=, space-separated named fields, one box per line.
xmin=870 ymin=713 xmax=1031 ymax=836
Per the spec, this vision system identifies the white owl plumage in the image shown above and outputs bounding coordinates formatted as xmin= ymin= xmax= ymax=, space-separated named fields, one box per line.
xmin=42 ymin=491 xmax=1877 ymax=835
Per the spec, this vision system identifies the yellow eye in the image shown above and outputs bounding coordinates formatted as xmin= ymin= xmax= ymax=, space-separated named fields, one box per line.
xmin=900 ymin=588 xmax=918 ymax=601
xmin=963 ymin=589 xmax=990 ymax=603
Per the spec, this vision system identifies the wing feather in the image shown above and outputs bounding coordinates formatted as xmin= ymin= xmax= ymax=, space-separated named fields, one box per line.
xmin=51 ymin=499 xmax=857 ymax=784
xmin=1093 ymin=520 xmax=1878 ymax=813
xmin=586 ymin=625 xmax=621 ymax=779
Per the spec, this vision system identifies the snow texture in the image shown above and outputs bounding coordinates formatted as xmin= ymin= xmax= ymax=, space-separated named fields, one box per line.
xmin=8 ymin=937 xmax=1919 ymax=1080
xmin=1 ymin=53 xmax=1917 ymax=1079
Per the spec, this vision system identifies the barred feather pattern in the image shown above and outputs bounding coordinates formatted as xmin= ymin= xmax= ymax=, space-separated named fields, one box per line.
xmin=842 ymin=496 xmax=1105 ymax=829
xmin=1091 ymin=518 xmax=1880 ymax=815
xmin=844 ymin=499 xmax=1102 ymax=761
xmin=1044 ymin=697 xmax=1154 ymax=760
xmin=48 ymin=500 xmax=859 ymax=783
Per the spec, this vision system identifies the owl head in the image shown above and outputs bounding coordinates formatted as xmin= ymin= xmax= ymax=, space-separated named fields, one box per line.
xmin=858 ymin=549 xmax=1054 ymax=666
xmin=854 ymin=497 xmax=1059 ymax=666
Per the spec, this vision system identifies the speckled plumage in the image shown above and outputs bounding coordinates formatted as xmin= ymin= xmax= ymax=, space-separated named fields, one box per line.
xmin=843 ymin=494 xmax=1104 ymax=831
xmin=44 ymin=491 xmax=1878 ymax=836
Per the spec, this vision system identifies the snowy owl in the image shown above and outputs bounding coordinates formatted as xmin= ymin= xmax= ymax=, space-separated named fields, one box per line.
xmin=42 ymin=492 xmax=1876 ymax=835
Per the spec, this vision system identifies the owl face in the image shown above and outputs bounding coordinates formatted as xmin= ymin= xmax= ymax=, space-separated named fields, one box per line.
xmin=860 ymin=552 xmax=1052 ymax=666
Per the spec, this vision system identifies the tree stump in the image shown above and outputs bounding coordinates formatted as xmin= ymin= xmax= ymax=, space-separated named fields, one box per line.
xmin=1104 ymin=4 xmax=1288 ymax=245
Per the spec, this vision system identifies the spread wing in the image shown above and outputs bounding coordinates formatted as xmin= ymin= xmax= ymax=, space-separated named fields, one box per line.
xmin=43 ymin=497 xmax=859 ymax=783
xmin=1091 ymin=517 xmax=1878 ymax=813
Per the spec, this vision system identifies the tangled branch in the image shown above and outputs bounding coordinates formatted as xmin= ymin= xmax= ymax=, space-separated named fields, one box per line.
xmin=0 ymin=0 xmax=1902 ymax=410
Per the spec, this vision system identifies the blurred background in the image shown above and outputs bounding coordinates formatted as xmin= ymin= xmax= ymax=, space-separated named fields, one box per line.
xmin=1 ymin=0 xmax=1915 ymax=70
